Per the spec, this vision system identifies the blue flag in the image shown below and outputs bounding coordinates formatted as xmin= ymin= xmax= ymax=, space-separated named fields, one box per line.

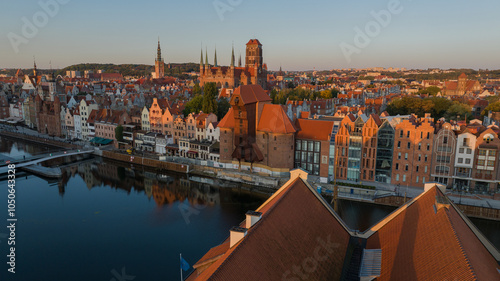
xmin=180 ymin=256 xmax=190 ymax=271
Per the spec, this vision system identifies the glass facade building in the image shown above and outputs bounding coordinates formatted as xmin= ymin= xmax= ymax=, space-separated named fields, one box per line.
xmin=375 ymin=122 xmax=395 ymax=183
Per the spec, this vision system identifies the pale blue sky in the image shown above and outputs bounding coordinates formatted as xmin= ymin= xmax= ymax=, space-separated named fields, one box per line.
xmin=1 ymin=0 xmax=499 ymax=70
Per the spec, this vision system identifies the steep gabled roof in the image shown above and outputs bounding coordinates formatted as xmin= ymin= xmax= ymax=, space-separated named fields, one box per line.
xmin=217 ymin=108 xmax=235 ymax=129
xmin=257 ymin=104 xmax=296 ymax=134
xmin=233 ymin=85 xmax=271 ymax=105
xmin=191 ymin=174 xmax=351 ymax=281
xmin=365 ymin=186 xmax=500 ymax=281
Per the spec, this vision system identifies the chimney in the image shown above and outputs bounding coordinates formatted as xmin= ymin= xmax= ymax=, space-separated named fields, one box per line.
xmin=230 ymin=227 xmax=247 ymax=248
xmin=245 ymin=211 xmax=262 ymax=229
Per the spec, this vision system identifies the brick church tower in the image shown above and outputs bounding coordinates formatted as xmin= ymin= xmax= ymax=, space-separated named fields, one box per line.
xmin=199 ymin=39 xmax=268 ymax=89
xmin=155 ymin=38 xmax=165 ymax=79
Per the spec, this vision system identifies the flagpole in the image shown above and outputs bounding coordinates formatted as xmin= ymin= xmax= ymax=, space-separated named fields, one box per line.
xmin=180 ymin=253 xmax=183 ymax=281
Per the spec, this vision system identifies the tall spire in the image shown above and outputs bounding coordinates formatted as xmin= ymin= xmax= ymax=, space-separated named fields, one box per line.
xmin=156 ymin=37 xmax=162 ymax=62
xmin=214 ymin=46 xmax=218 ymax=67
xmin=33 ymin=56 xmax=38 ymax=77
xmin=200 ymin=47 xmax=204 ymax=66
xmin=205 ymin=47 xmax=209 ymax=67
xmin=231 ymin=45 xmax=235 ymax=67
xmin=238 ymin=53 xmax=242 ymax=67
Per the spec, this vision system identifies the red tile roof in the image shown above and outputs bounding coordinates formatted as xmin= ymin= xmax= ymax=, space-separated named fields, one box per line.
xmin=233 ymin=84 xmax=271 ymax=105
xmin=217 ymin=108 xmax=235 ymax=129
xmin=257 ymin=104 xmax=296 ymax=134
xmin=295 ymin=119 xmax=334 ymax=141
xmin=190 ymin=177 xmax=350 ymax=281
xmin=366 ymin=186 xmax=500 ymax=281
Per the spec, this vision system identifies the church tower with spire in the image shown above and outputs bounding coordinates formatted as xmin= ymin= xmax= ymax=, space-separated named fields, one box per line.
xmin=155 ymin=38 xmax=165 ymax=79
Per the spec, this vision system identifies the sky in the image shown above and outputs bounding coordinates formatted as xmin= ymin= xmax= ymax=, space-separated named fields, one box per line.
xmin=1 ymin=0 xmax=499 ymax=71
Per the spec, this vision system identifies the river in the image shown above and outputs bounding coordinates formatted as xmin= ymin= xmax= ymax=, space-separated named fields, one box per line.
xmin=0 ymin=137 xmax=498 ymax=280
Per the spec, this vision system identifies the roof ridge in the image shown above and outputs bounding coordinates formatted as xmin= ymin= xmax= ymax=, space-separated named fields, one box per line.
xmin=443 ymin=209 xmax=477 ymax=280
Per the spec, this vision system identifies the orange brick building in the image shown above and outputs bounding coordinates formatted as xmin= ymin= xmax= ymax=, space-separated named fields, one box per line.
xmin=391 ymin=114 xmax=435 ymax=188
xmin=361 ymin=114 xmax=382 ymax=182
xmin=219 ymin=85 xmax=295 ymax=169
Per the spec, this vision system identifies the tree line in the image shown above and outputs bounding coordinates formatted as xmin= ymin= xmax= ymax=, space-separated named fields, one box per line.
xmin=386 ymin=96 xmax=472 ymax=121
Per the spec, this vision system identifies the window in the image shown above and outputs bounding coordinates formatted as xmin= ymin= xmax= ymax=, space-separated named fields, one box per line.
xmin=418 ymin=154 xmax=421 ymax=161
xmin=416 ymin=176 xmax=419 ymax=183
xmin=479 ymin=149 xmax=487 ymax=156
xmin=400 ymin=130 xmax=403 ymax=137
xmin=397 ymin=141 xmax=401 ymax=148
xmin=465 ymin=158 xmax=471 ymax=164
xmin=405 ymin=164 xmax=409 ymax=171
xmin=443 ymin=136 xmax=448 ymax=144
xmin=459 ymin=148 xmax=464 ymax=153
xmin=478 ymin=160 xmax=485 ymax=166
xmin=427 ymin=144 xmax=430 ymax=151
xmin=423 ymin=177 xmax=425 ymax=183
xmin=426 ymin=132 xmax=430 ymax=139
xmin=314 ymin=142 xmax=320 ymax=152
xmin=407 ymin=142 xmax=411 ymax=149
xmin=463 ymin=138 xmax=469 ymax=146
xmin=425 ymin=155 xmax=428 ymax=162
xmin=396 ymin=174 xmax=400 ymax=181
xmin=466 ymin=148 xmax=472 ymax=154
xmin=398 ymin=152 xmax=401 ymax=160
xmin=396 ymin=163 xmax=399 ymax=170
xmin=418 ymin=143 xmax=421 ymax=150
xmin=407 ymin=131 xmax=410 ymax=138
xmin=424 ymin=166 xmax=428 ymax=173
xmin=405 ymin=153 xmax=408 ymax=160
xmin=403 ymin=175 xmax=406 ymax=182
xmin=487 ymin=160 xmax=495 ymax=167
xmin=490 ymin=150 xmax=497 ymax=157
xmin=458 ymin=158 xmax=463 ymax=163
xmin=416 ymin=166 xmax=419 ymax=172
xmin=296 ymin=141 xmax=301 ymax=150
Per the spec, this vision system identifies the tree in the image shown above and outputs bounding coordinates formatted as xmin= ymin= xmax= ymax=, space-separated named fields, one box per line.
xmin=183 ymin=95 xmax=203 ymax=116
xmin=444 ymin=102 xmax=472 ymax=121
xmin=192 ymin=83 xmax=201 ymax=96
xmin=320 ymin=90 xmax=332 ymax=99
xmin=482 ymin=101 xmax=500 ymax=117
xmin=217 ymin=98 xmax=231 ymax=120
xmin=115 ymin=125 xmax=124 ymax=142
xmin=202 ymin=82 xmax=218 ymax=114
xmin=429 ymin=97 xmax=453 ymax=119
xmin=417 ymin=86 xmax=441 ymax=96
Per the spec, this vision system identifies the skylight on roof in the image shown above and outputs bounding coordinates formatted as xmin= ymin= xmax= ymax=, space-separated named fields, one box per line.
xmin=359 ymin=249 xmax=382 ymax=280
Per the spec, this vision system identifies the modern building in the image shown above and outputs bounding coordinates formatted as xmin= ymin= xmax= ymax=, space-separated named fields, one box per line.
xmin=375 ymin=120 xmax=395 ymax=183
xmin=294 ymin=118 xmax=334 ymax=182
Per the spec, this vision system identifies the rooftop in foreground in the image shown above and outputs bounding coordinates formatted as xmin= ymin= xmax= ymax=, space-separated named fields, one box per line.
xmin=187 ymin=170 xmax=500 ymax=281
